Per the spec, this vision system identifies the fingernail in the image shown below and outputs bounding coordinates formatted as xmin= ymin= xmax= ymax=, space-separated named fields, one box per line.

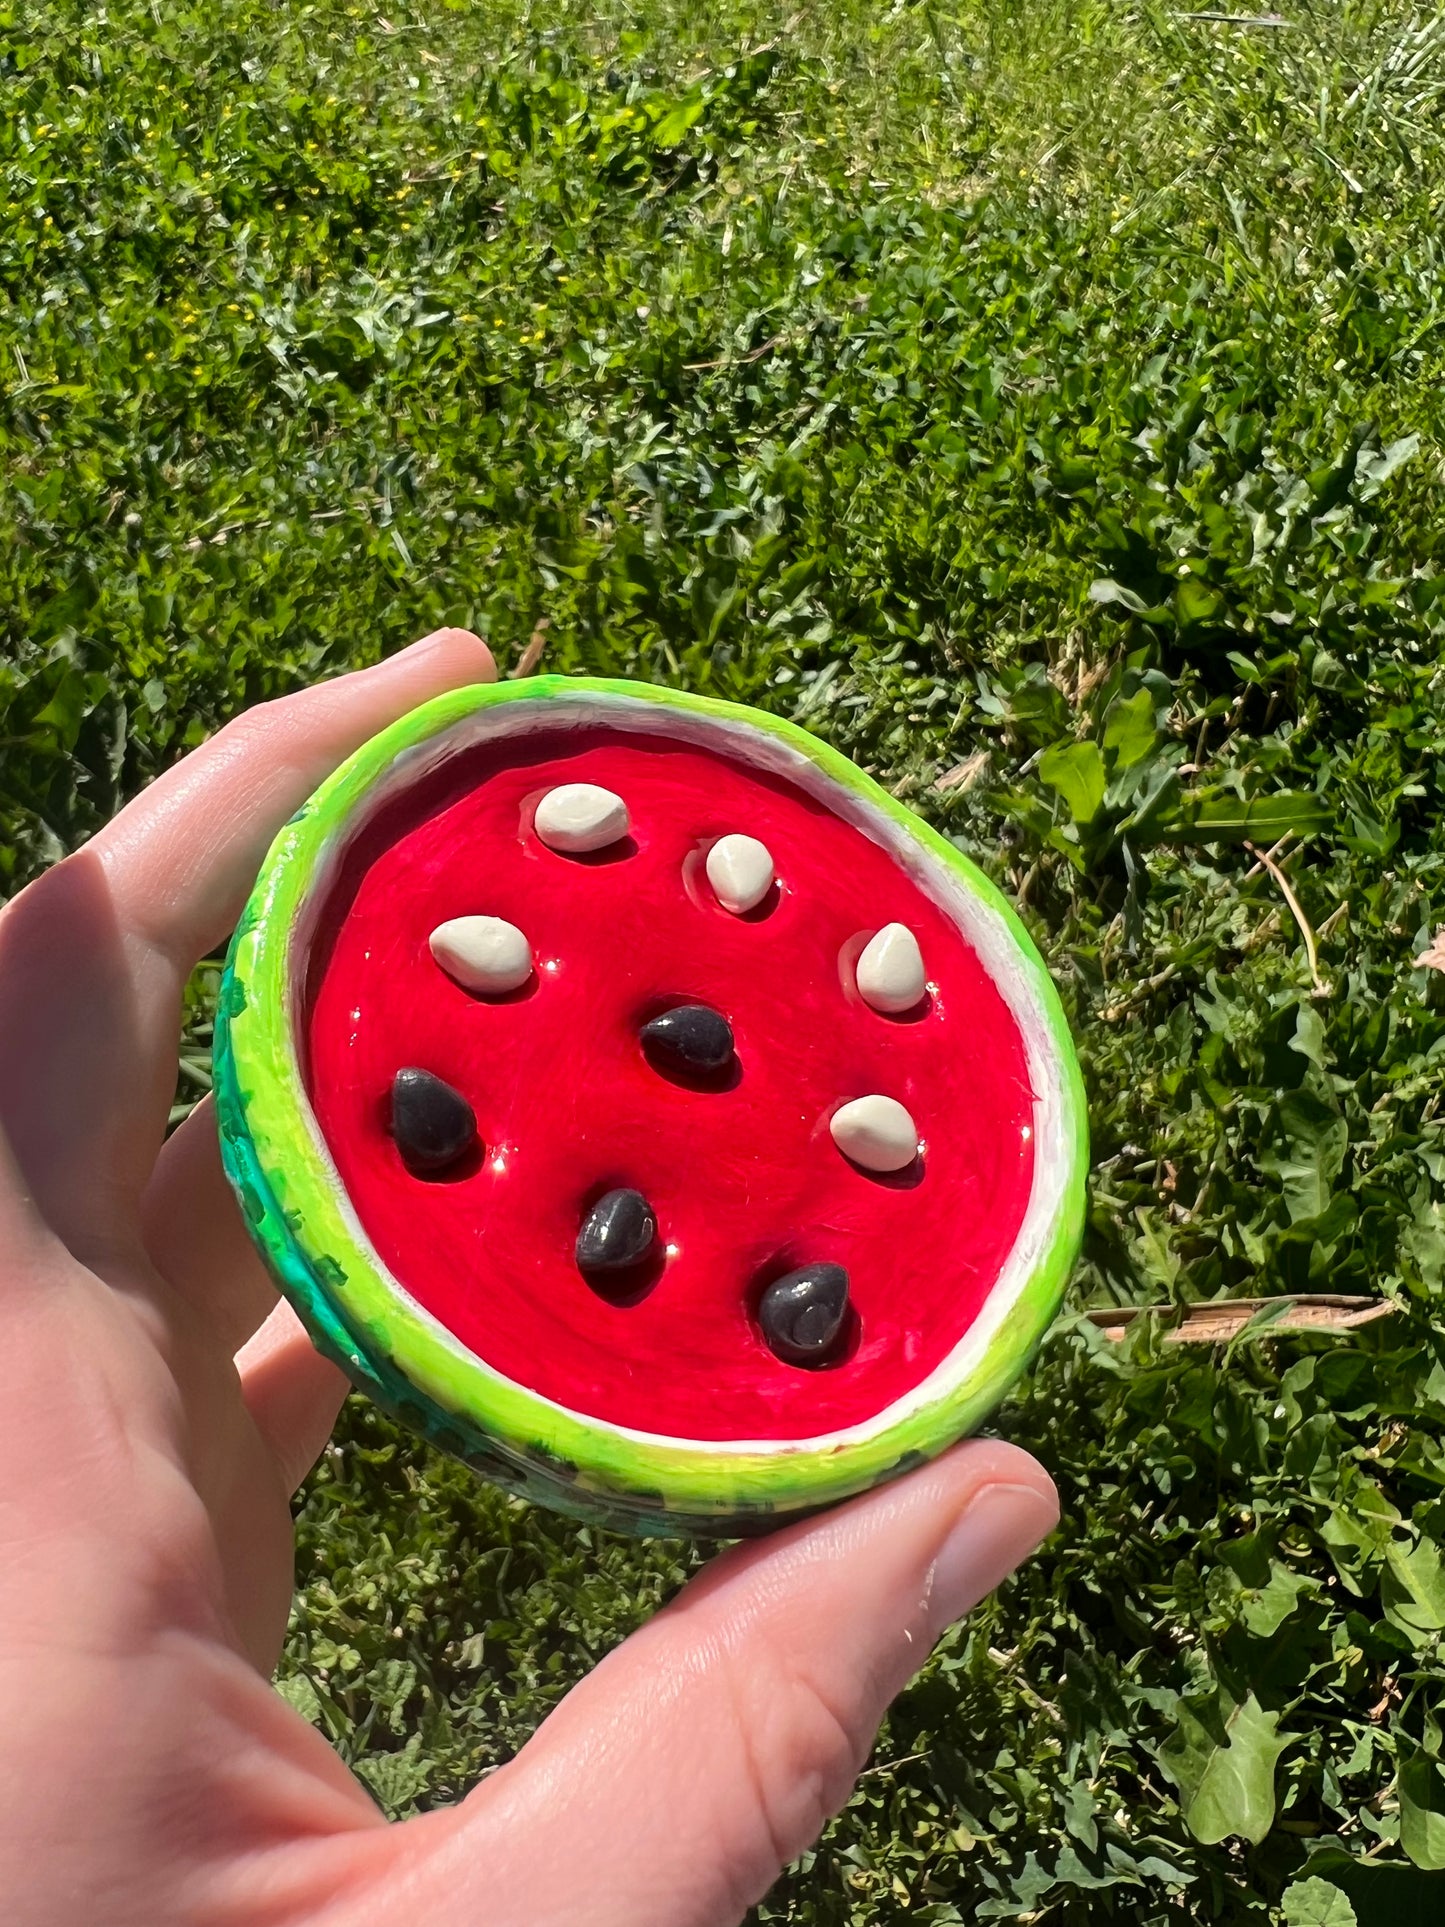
xmin=929 ymin=1482 xmax=1059 ymax=1632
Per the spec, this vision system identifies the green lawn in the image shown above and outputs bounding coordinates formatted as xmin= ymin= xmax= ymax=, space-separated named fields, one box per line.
xmin=7 ymin=0 xmax=1445 ymax=1919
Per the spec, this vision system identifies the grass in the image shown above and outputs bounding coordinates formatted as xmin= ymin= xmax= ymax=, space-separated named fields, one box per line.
xmin=7 ymin=0 xmax=1445 ymax=1919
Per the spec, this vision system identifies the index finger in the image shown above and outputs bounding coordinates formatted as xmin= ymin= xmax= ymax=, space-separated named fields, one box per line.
xmin=0 ymin=629 xmax=496 ymax=1260
xmin=95 ymin=628 xmax=497 ymax=969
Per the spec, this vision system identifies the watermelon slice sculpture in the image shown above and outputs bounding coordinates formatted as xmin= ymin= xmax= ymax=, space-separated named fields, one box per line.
xmin=215 ymin=677 xmax=1087 ymax=1535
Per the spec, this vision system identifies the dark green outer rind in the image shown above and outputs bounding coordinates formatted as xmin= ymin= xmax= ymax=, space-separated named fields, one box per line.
xmin=214 ymin=676 xmax=1088 ymax=1536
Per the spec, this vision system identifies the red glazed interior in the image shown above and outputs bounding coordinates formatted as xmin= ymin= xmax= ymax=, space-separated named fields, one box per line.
xmin=304 ymin=724 xmax=1036 ymax=1442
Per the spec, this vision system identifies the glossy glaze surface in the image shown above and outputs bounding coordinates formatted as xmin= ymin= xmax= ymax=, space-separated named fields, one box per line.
xmin=306 ymin=727 xmax=1035 ymax=1440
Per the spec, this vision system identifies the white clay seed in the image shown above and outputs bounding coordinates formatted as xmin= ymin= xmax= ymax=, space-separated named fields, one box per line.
xmin=429 ymin=916 xmax=534 ymax=995
xmin=534 ymin=783 xmax=630 ymax=854
xmin=829 ymin=1094 xmax=919 ymax=1173
xmin=856 ymin=923 xmax=926 ymax=1014
xmin=706 ymin=834 xmax=775 ymax=914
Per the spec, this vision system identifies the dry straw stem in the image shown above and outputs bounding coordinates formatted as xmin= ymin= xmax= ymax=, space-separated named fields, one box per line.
xmin=509 ymin=619 xmax=550 ymax=679
xmin=933 ymin=750 xmax=991 ymax=793
xmin=1085 ymin=1296 xmax=1395 ymax=1344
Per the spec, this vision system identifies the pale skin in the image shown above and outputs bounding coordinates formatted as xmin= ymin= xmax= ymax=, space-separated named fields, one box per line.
xmin=0 ymin=629 xmax=1059 ymax=1927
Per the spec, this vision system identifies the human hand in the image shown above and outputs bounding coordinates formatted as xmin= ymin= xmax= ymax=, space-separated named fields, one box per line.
xmin=0 ymin=631 xmax=1059 ymax=1927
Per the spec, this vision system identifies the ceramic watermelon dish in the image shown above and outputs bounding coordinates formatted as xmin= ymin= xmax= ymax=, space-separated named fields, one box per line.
xmin=214 ymin=676 xmax=1088 ymax=1536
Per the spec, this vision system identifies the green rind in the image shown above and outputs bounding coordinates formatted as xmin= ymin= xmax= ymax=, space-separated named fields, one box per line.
xmin=214 ymin=676 xmax=1088 ymax=1534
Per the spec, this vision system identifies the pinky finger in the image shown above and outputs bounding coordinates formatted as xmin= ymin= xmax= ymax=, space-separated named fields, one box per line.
xmin=142 ymin=1098 xmax=281 ymax=1357
xmin=238 ymin=1300 xmax=349 ymax=1496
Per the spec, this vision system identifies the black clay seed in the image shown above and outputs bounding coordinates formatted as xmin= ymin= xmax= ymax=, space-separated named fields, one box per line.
xmin=640 ymin=1004 xmax=735 ymax=1075
xmin=576 ymin=1188 xmax=657 ymax=1273
xmin=759 ymin=1264 xmax=850 ymax=1367
xmin=390 ymin=1068 xmax=477 ymax=1172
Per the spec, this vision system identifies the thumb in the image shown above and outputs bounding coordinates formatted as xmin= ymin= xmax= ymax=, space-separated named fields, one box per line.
xmin=386 ymin=1439 xmax=1057 ymax=1927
